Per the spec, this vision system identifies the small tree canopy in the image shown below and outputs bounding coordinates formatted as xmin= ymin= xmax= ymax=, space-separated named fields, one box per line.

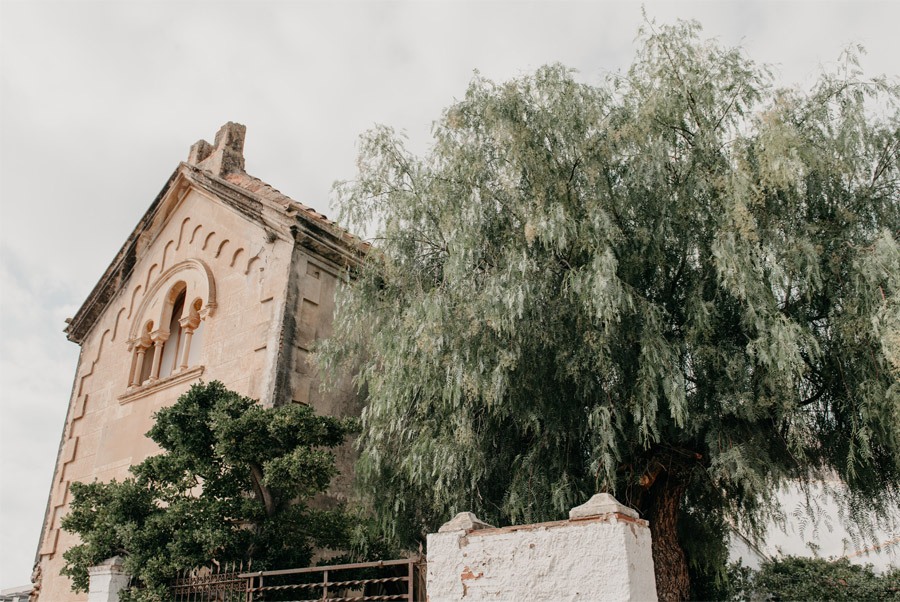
xmin=61 ymin=381 xmax=358 ymax=600
xmin=320 ymin=18 xmax=900 ymax=601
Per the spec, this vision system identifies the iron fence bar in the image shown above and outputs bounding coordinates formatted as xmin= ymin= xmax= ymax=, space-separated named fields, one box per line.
xmin=251 ymin=575 xmax=408 ymax=592
xmin=407 ymin=558 xmax=414 ymax=602
xmin=234 ymin=596 xmax=408 ymax=602
xmin=324 ymin=594 xmax=406 ymax=602
xmin=238 ymin=557 xmax=415 ymax=578
xmin=236 ymin=594 xmax=406 ymax=602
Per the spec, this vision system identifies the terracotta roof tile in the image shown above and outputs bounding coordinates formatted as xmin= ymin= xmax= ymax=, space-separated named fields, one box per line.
xmin=222 ymin=172 xmax=370 ymax=250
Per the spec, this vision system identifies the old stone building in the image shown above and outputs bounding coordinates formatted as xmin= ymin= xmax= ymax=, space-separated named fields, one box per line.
xmin=32 ymin=123 xmax=366 ymax=601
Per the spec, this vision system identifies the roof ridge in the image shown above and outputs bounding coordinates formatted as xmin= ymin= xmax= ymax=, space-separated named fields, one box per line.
xmin=218 ymin=170 xmax=370 ymax=250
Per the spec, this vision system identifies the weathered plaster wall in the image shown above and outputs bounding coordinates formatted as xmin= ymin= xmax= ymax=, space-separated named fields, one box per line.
xmin=426 ymin=496 xmax=657 ymax=602
xmin=277 ymin=245 xmax=361 ymax=504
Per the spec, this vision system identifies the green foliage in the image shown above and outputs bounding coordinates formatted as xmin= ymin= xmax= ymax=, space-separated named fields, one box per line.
xmin=319 ymin=16 xmax=900 ymax=596
xmin=61 ymin=381 xmax=358 ymax=600
xmin=714 ymin=560 xmax=758 ymax=602
xmin=726 ymin=557 xmax=900 ymax=601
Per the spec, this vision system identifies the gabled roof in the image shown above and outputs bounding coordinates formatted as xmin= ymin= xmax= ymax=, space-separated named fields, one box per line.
xmin=64 ymin=122 xmax=368 ymax=344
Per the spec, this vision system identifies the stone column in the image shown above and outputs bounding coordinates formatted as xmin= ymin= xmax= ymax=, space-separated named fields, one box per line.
xmin=149 ymin=341 xmax=163 ymax=382
xmin=178 ymin=315 xmax=199 ymax=371
xmin=178 ymin=328 xmax=194 ymax=370
xmin=125 ymin=341 xmax=139 ymax=387
xmin=148 ymin=331 xmax=169 ymax=382
xmin=131 ymin=347 xmax=146 ymax=386
xmin=87 ymin=556 xmax=130 ymax=602
xmin=426 ymin=494 xmax=658 ymax=602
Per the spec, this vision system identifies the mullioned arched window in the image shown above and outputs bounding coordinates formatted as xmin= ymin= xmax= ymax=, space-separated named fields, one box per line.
xmin=124 ymin=259 xmax=216 ymax=393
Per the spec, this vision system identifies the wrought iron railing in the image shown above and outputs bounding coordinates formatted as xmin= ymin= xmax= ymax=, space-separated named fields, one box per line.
xmin=172 ymin=562 xmax=248 ymax=601
xmin=172 ymin=557 xmax=424 ymax=602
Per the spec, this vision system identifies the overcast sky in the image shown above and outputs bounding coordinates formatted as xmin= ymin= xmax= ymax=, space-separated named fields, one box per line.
xmin=1 ymin=0 xmax=898 ymax=588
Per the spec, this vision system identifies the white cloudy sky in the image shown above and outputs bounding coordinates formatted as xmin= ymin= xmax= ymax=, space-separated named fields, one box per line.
xmin=1 ymin=0 xmax=898 ymax=588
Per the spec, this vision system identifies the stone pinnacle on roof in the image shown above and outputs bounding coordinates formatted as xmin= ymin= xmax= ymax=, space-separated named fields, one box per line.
xmin=187 ymin=122 xmax=246 ymax=176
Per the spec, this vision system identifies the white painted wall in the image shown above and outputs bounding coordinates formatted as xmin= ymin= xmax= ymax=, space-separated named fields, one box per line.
xmin=87 ymin=557 xmax=129 ymax=602
xmin=426 ymin=495 xmax=657 ymax=602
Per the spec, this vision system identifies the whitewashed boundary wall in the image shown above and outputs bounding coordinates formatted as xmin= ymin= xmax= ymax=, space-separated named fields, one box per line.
xmin=87 ymin=556 xmax=129 ymax=602
xmin=426 ymin=494 xmax=658 ymax=602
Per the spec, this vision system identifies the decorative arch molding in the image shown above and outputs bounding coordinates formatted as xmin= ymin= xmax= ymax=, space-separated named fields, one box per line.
xmin=127 ymin=285 xmax=143 ymax=319
xmin=176 ymin=217 xmax=192 ymax=250
xmin=161 ymin=240 xmax=176 ymax=271
xmin=111 ymin=307 xmax=126 ymax=342
xmin=145 ymin=263 xmax=160 ymax=291
xmin=245 ymin=254 xmax=261 ymax=275
xmin=189 ymin=224 xmax=204 ymax=245
xmin=128 ymin=258 xmax=217 ymax=342
xmin=230 ymin=247 xmax=245 ymax=268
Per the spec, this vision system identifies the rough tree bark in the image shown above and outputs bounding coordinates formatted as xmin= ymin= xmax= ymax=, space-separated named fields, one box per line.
xmin=645 ymin=473 xmax=690 ymax=602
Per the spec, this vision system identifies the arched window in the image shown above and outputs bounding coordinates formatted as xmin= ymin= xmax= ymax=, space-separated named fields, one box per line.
xmin=158 ymin=288 xmax=186 ymax=379
xmin=124 ymin=259 xmax=216 ymax=394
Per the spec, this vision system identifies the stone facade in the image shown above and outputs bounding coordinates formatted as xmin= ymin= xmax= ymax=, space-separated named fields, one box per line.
xmin=32 ymin=123 xmax=366 ymax=601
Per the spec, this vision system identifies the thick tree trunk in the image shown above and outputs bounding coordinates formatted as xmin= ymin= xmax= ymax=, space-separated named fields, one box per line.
xmin=249 ymin=463 xmax=277 ymax=518
xmin=646 ymin=473 xmax=690 ymax=602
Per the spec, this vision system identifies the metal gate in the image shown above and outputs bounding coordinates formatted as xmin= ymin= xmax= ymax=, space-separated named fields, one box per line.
xmin=172 ymin=557 xmax=424 ymax=602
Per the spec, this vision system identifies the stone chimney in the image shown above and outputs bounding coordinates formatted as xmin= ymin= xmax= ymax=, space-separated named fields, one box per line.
xmin=187 ymin=122 xmax=246 ymax=176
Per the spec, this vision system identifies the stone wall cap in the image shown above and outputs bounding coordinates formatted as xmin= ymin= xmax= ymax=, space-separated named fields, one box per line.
xmin=87 ymin=555 xmax=127 ymax=574
xmin=438 ymin=511 xmax=495 ymax=533
xmin=98 ymin=556 xmax=126 ymax=567
xmin=569 ymin=493 xmax=639 ymax=520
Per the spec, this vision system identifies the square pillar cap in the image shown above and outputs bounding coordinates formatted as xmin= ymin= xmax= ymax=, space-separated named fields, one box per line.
xmin=87 ymin=556 xmax=126 ymax=574
xmin=569 ymin=493 xmax=639 ymax=520
xmin=438 ymin=511 xmax=495 ymax=533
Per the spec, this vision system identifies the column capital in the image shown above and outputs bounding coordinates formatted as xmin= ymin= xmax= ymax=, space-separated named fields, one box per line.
xmin=199 ymin=302 xmax=216 ymax=319
xmin=178 ymin=315 xmax=200 ymax=331
xmin=150 ymin=329 xmax=170 ymax=344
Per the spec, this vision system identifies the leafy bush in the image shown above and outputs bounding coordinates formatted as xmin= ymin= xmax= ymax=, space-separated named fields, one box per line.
xmin=720 ymin=556 xmax=900 ymax=601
